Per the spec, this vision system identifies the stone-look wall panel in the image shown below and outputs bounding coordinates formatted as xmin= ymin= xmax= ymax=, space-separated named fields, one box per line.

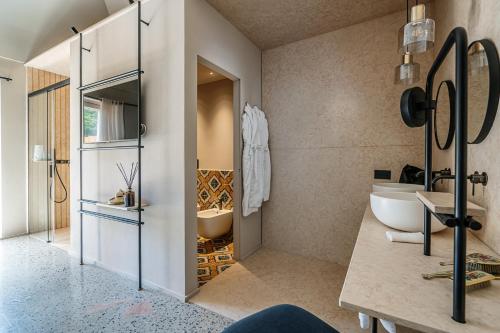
xmin=262 ymin=11 xmax=432 ymax=266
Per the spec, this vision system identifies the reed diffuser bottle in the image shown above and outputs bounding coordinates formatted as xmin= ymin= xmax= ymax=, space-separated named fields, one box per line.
xmin=117 ymin=162 xmax=139 ymax=207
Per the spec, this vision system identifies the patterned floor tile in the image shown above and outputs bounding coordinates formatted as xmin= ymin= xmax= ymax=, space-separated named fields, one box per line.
xmin=197 ymin=232 xmax=235 ymax=287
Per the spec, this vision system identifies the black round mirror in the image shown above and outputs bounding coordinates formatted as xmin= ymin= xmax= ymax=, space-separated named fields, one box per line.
xmin=467 ymin=39 xmax=500 ymax=144
xmin=434 ymin=80 xmax=455 ymax=150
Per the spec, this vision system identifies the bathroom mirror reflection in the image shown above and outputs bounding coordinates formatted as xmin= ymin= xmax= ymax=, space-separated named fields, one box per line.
xmin=467 ymin=39 xmax=500 ymax=144
xmin=83 ymin=79 xmax=142 ymax=144
xmin=434 ymin=80 xmax=455 ymax=150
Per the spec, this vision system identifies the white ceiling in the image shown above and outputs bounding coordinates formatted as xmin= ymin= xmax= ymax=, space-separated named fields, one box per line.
xmin=104 ymin=0 xmax=134 ymax=15
xmin=1 ymin=0 xmax=430 ymax=62
xmin=206 ymin=0 xmax=427 ymax=50
xmin=0 ymin=0 xmax=115 ymax=62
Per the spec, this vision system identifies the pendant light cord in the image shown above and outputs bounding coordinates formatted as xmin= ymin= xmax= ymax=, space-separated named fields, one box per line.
xmin=406 ymin=0 xmax=409 ymax=23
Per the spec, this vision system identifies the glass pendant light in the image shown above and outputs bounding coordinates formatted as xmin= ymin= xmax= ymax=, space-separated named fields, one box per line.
xmin=468 ymin=43 xmax=488 ymax=76
xmin=403 ymin=2 xmax=435 ymax=54
xmin=395 ymin=53 xmax=420 ymax=85
xmin=395 ymin=0 xmax=420 ymax=85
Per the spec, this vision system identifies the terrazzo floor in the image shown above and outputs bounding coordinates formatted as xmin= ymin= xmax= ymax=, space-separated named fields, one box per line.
xmin=0 ymin=236 xmax=233 ymax=333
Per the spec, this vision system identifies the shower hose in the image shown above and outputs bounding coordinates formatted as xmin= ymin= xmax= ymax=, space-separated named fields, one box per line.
xmin=50 ymin=163 xmax=68 ymax=204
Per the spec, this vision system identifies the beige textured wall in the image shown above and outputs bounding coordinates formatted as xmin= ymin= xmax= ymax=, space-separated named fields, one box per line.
xmin=262 ymin=11 xmax=432 ymax=266
xmin=432 ymin=0 xmax=500 ymax=255
xmin=197 ymin=79 xmax=233 ymax=170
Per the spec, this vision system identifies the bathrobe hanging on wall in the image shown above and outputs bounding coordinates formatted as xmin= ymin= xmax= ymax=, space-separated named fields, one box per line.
xmin=242 ymin=103 xmax=271 ymax=217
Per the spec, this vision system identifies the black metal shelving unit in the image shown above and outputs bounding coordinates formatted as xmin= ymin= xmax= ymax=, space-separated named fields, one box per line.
xmin=78 ymin=1 xmax=147 ymax=290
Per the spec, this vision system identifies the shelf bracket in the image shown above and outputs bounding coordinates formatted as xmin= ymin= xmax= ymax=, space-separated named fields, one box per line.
xmin=140 ymin=19 xmax=150 ymax=26
xmin=82 ymin=47 xmax=91 ymax=53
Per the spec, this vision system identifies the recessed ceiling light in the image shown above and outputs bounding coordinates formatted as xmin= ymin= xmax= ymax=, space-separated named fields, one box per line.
xmin=209 ymin=72 xmax=214 ymax=76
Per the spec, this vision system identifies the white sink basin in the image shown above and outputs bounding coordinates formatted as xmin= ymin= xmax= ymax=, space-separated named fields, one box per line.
xmin=372 ymin=183 xmax=424 ymax=193
xmin=370 ymin=192 xmax=446 ymax=233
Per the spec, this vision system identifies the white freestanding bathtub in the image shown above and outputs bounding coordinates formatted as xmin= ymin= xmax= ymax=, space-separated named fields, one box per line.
xmin=197 ymin=208 xmax=233 ymax=239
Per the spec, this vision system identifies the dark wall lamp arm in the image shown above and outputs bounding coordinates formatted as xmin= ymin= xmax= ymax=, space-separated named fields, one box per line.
xmin=424 ymin=27 xmax=468 ymax=324
xmin=400 ymin=27 xmax=469 ymax=323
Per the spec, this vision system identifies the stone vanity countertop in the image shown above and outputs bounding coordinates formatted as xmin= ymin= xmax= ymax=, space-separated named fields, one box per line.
xmin=339 ymin=205 xmax=500 ymax=333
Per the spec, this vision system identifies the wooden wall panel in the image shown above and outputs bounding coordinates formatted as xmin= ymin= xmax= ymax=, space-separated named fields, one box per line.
xmin=27 ymin=68 xmax=70 ymax=231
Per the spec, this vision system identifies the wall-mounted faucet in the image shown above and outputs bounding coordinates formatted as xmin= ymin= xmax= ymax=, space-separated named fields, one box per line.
xmin=431 ymin=168 xmax=454 ymax=190
xmin=429 ymin=169 xmax=488 ymax=196
xmin=433 ymin=168 xmax=452 ymax=178
xmin=216 ymin=197 xmax=226 ymax=212
xmin=467 ymin=171 xmax=488 ymax=196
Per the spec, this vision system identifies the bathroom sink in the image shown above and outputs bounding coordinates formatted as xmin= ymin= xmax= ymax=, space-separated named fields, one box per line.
xmin=372 ymin=183 xmax=424 ymax=193
xmin=370 ymin=192 xmax=446 ymax=233
xmin=198 ymin=208 xmax=233 ymax=239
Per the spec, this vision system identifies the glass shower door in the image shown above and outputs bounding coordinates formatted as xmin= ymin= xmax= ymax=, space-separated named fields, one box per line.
xmin=28 ymin=91 xmax=55 ymax=242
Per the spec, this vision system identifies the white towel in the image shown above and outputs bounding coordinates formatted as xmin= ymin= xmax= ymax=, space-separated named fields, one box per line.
xmin=385 ymin=231 xmax=424 ymax=244
xmin=359 ymin=313 xmax=396 ymax=333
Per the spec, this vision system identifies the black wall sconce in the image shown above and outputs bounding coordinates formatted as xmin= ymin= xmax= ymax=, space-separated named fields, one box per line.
xmin=400 ymin=27 xmax=500 ymax=324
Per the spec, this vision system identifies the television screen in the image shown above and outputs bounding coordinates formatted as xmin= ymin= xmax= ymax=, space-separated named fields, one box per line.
xmin=83 ymin=79 xmax=140 ymax=144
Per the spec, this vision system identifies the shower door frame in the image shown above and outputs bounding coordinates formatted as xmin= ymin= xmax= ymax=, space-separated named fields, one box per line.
xmin=27 ymin=79 xmax=70 ymax=242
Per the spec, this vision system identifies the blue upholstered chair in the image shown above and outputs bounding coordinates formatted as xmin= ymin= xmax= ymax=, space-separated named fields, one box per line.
xmin=222 ymin=304 xmax=339 ymax=333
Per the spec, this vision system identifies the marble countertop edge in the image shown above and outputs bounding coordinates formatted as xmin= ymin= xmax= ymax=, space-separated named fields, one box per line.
xmin=339 ymin=204 xmax=500 ymax=333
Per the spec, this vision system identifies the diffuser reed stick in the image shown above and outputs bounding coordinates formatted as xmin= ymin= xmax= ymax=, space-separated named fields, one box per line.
xmin=117 ymin=162 xmax=139 ymax=189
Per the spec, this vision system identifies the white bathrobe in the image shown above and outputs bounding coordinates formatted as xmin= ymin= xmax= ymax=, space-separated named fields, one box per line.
xmin=242 ymin=104 xmax=271 ymax=217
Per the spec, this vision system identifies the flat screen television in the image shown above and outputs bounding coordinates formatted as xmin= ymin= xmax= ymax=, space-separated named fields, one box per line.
xmin=83 ymin=79 xmax=142 ymax=144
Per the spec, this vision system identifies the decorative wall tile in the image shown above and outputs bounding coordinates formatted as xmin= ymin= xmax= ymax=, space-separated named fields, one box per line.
xmin=197 ymin=170 xmax=234 ymax=210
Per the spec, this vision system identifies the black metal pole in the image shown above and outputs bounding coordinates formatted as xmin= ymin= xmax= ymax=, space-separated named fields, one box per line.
xmin=28 ymin=79 xmax=70 ymax=98
xmin=423 ymin=109 xmax=432 ymax=256
xmin=79 ymin=33 xmax=84 ymax=265
xmin=452 ymin=27 xmax=468 ymax=324
xmin=425 ymin=27 xmax=468 ymax=323
xmin=371 ymin=317 xmax=378 ymax=333
xmin=137 ymin=0 xmax=143 ymax=291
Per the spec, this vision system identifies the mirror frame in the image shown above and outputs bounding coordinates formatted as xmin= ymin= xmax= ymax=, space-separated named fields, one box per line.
xmin=468 ymin=39 xmax=500 ymax=144
xmin=434 ymin=80 xmax=456 ymax=150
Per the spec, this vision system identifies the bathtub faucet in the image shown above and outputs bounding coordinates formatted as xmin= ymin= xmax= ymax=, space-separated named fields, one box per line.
xmin=216 ymin=198 xmax=225 ymax=212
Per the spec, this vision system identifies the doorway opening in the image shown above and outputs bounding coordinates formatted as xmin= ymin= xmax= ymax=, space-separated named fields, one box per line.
xmin=196 ymin=60 xmax=240 ymax=287
xmin=27 ymin=68 xmax=71 ymax=252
